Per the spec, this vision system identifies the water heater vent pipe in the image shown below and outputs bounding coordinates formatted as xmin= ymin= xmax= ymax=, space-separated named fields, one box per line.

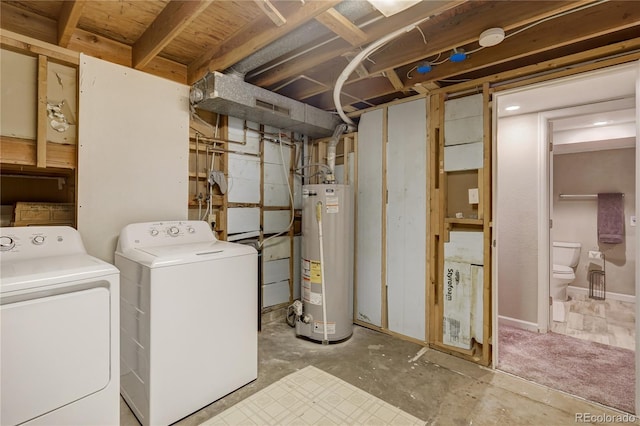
xmin=325 ymin=123 xmax=347 ymax=183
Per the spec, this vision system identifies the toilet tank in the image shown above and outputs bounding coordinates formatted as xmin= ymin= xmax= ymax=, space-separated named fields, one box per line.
xmin=553 ymin=241 xmax=581 ymax=267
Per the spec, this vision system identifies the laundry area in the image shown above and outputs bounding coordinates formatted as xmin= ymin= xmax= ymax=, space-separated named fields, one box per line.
xmin=1 ymin=1 xmax=639 ymax=425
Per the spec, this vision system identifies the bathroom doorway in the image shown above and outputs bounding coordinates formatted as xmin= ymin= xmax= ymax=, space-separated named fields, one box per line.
xmin=549 ymin=104 xmax=636 ymax=351
xmin=492 ymin=61 xmax=639 ymax=413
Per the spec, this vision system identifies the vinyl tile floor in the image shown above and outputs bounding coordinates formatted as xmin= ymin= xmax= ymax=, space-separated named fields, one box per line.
xmin=551 ymin=294 xmax=635 ymax=350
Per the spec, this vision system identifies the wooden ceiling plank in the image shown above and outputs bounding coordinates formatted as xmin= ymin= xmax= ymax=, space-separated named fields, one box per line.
xmin=187 ymin=0 xmax=341 ymax=85
xmin=58 ymin=0 xmax=87 ymax=47
xmin=248 ymin=1 xmax=467 ymax=87
xmin=253 ymin=0 xmax=287 ymax=27
xmin=1 ymin=2 xmax=58 ymax=45
xmin=133 ymin=0 xmax=213 ymax=70
xmin=315 ymin=8 xmax=367 ymax=46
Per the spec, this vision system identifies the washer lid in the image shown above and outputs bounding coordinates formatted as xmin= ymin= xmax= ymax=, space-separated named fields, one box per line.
xmin=121 ymin=240 xmax=256 ymax=268
xmin=553 ymin=264 xmax=574 ymax=275
xmin=1 ymin=254 xmax=118 ymax=295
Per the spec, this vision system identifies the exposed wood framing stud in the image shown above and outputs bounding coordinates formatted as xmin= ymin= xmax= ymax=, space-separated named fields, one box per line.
xmin=254 ymin=0 xmax=287 ymax=27
xmin=36 ymin=55 xmax=47 ymax=168
xmin=385 ymin=70 xmax=405 ymax=91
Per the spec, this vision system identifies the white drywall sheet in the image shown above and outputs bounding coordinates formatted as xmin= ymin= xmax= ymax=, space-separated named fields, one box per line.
xmin=262 ymin=236 xmax=290 ymax=261
xmin=263 ymin=280 xmax=289 ymax=307
xmin=264 ymin=210 xmax=291 ymax=234
xmin=386 ymin=98 xmax=427 ymax=341
xmin=228 ymin=117 xmax=260 ymax=154
xmin=227 ymin=207 xmax=260 ymax=234
xmin=263 ymin=258 xmax=290 ymax=284
xmin=444 ymin=142 xmax=483 ymax=172
xmin=444 ymin=93 xmax=483 ymax=146
xmin=356 ymin=109 xmax=383 ymax=327
xmin=77 ymin=55 xmax=188 ymax=262
xmin=1 ymin=49 xmax=36 ymax=139
xmin=228 ymin=154 xmax=260 ymax=204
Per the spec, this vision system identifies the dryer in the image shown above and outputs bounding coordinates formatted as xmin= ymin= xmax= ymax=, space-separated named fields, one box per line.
xmin=0 ymin=226 xmax=120 ymax=426
xmin=115 ymin=220 xmax=258 ymax=426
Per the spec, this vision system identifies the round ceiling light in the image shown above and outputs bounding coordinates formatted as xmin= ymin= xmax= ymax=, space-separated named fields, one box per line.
xmin=479 ymin=28 xmax=505 ymax=47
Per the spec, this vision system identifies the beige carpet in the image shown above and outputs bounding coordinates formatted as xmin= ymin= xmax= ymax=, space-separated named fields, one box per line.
xmin=200 ymin=366 xmax=425 ymax=425
xmin=498 ymin=324 xmax=635 ymax=413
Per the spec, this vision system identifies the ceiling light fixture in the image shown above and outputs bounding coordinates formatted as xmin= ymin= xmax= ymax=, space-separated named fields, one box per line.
xmin=478 ymin=27 xmax=505 ymax=47
xmin=505 ymin=105 xmax=521 ymax=111
xmin=366 ymin=0 xmax=422 ymax=17
xmin=449 ymin=48 xmax=467 ymax=63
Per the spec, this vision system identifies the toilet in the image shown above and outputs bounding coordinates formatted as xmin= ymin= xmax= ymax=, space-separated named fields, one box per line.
xmin=551 ymin=241 xmax=582 ymax=301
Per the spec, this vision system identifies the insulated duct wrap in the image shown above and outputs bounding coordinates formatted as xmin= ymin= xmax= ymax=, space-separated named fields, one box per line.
xmin=192 ymin=72 xmax=341 ymax=138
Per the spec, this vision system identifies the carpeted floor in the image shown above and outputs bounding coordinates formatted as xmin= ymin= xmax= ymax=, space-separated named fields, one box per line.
xmin=498 ymin=325 xmax=635 ymax=413
xmin=199 ymin=366 xmax=425 ymax=425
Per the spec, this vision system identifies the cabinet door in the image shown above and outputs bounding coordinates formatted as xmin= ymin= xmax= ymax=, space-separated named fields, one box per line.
xmin=386 ymin=99 xmax=427 ymax=340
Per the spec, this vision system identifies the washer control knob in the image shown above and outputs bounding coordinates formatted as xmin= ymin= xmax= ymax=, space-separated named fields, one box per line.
xmin=168 ymin=226 xmax=180 ymax=236
xmin=32 ymin=235 xmax=46 ymax=245
xmin=0 ymin=236 xmax=15 ymax=251
xmin=187 ymin=226 xmax=195 ymax=234
xmin=150 ymin=228 xmax=159 ymax=236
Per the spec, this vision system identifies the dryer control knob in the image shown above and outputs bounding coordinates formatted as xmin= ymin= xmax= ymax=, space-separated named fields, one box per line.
xmin=150 ymin=228 xmax=159 ymax=236
xmin=32 ymin=235 xmax=46 ymax=245
xmin=187 ymin=226 xmax=195 ymax=233
xmin=0 ymin=236 xmax=15 ymax=251
xmin=168 ymin=226 xmax=180 ymax=236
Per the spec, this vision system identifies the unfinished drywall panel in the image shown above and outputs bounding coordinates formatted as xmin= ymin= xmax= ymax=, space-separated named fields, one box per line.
xmin=1 ymin=49 xmax=37 ymax=140
xmin=263 ymin=280 xmax=289 ymax=307
xmin=228 ymin=154 xmax=260 ymax=204
xmin=444 ymin=93 xmax=483 ymax=146
xmin=77 ymin=54 xmax=188 ymax=262
xmin=228 ymin=117 xmax=260 ymax=154
xmin=335 ymin=152 xmax=355 ymax=186
xmin=386 ymin=98 xmax=427 ymax=341
xmin=264 ymin=210 xmax=291 ymax=234
xmin=445 ymin=231 xmax=484 ymax=265
xmin=46 ymin=62 xmax=77 ymax=145
xmin=444 ymin=142 xmax=483 ymax=171
xmin=264 ymin=141 xmax=293 ymax=207
xmin=262 ymin=235 xmax=291 ymax=261
xmin=356 ymin=108 xmax=383 ymax=327
xmin=227 ymin=207 xmax=260 ymax=234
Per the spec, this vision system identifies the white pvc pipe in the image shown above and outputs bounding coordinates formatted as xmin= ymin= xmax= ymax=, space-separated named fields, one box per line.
xmin=316 ymin=201 xmax=329 ymax=344
xmin=333 ymin=17 xmax=429 ymax=126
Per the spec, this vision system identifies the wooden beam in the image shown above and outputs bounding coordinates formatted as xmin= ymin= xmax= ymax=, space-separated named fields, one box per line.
xmin=57 ymin=0 xmax=86 ymax=47
xmin=187 ymin=0 xmax=340 ymax=85
xmin=133 ymin=0 xmax=213 ymax=70
xmin=384 ymin=69 xmax=405 ymax=91
xmin=1 ymin=29 xmax=79 ymax=65
xmin=253 ymin=0 xmax=287 ymax=27
xmin=37 ymin=55 xmax=47 ymax=168
xmin=315 ymin=8 xmax=367 ymax=46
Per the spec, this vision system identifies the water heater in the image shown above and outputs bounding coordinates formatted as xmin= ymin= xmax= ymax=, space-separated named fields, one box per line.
xmin=296 ymin=184 xmax=353 ymax=343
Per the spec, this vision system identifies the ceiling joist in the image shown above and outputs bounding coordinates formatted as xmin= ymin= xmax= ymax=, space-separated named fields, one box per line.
xmin=187 ymin=0 xmax=341 ymax=85
xmin=253 ymin=0 xmax=287 ymax=27
xmin=315 ymin=8 xmax=367 ymax=46
xmin=57 ymin=0 xmax=86 ymax=47
xmin=133 ymin=0 xmax=213 ymax=70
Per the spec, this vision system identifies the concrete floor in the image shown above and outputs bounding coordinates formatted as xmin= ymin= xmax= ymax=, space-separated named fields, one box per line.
xmin=121 ymin=320 xmax=631 ymax=426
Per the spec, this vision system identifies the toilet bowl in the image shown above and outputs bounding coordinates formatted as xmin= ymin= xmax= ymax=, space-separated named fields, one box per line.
xmin=551 ymin=241 xmax=581 ymax=302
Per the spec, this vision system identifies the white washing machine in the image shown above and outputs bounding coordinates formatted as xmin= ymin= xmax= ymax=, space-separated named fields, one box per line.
xmin=115 ymin=220 xmax=258 ymax=426
xmin=0 ymin=226 xmax=120 ymax=426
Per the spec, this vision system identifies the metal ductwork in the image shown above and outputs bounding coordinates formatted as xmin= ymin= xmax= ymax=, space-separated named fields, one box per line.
xmin=191 ymin=72 xmax=341 ymax=138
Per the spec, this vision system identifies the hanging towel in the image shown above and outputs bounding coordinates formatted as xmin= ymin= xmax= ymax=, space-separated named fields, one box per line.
xmin=597 ymin=193 xmax=624 ymax=244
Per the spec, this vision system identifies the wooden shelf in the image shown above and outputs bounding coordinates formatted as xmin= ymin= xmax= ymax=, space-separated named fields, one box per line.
xmin=444 ymin=217 xmax=483 ymax=225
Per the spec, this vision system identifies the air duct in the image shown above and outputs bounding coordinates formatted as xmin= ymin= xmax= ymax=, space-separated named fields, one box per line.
xmin=191 ymin=72 xmax=341 ymax=138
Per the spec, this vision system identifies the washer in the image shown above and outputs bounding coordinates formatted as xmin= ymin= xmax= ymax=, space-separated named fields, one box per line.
xmin=115 ymin=220 xmax=258 ymax=426
xmin=0 ymin=226 xmax=120 ymax=426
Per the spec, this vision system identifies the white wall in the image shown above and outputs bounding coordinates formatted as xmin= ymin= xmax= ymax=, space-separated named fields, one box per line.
xmin=496 ymin=113 xmax=541 ymax=324
xmin=77 ymin=55 xmax=189 ymax=262
xmin=553 ymin=148 xmax=636 ymax=295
